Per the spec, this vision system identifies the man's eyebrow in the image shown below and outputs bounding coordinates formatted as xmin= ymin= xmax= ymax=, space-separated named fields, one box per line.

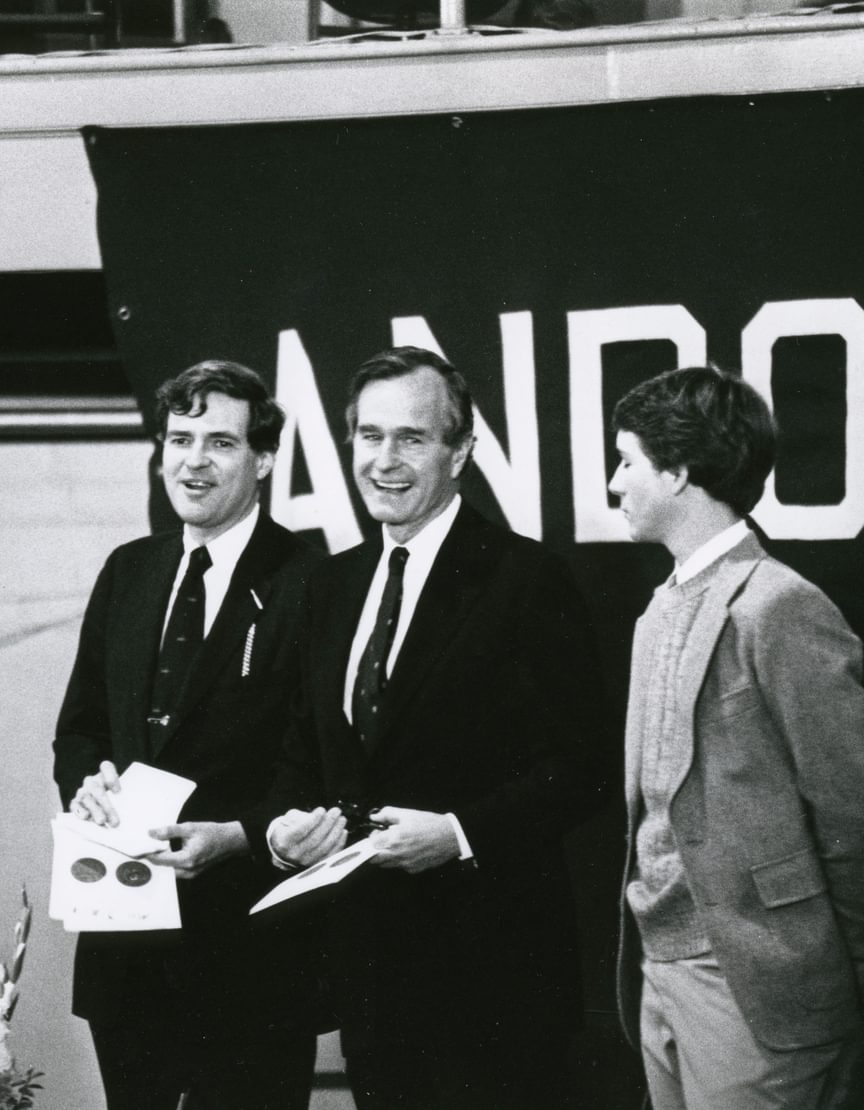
xmin=168 ymin=428 xmax=241 ymax=442
xmin=356 ymin=423 xmax=428 ymax=436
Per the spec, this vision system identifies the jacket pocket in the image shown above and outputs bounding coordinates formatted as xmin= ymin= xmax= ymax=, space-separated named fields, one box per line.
xmin=750 ymin=849 xmax=853 ymax=1015
xmin=750 ymin=848 xmax=827 ymax=908
xmin=702 ymin=683 xmax=761 ymax=722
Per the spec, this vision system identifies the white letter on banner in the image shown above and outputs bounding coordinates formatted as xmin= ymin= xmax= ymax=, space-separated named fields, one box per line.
xmin=391 ymin=315 xmax=542 ymax=538
xmin=745 ymin=299 xmax=864 ymax=541
xmin=568 ymin=305 xmax=706 ymax=542
xmin=271 ymin=329 xmax=362 ymax=553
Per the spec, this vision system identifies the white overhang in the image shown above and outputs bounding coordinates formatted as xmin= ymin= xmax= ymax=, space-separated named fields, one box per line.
xmin=1 ymin=12 xmax=864 ymax=135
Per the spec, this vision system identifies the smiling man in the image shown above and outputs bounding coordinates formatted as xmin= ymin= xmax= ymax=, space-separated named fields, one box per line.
xmin=53 ymin=360 xmax=323 ymax=1110
xmin=610 ymin=366 xmax=864 ymax=1110
xmin=263 ymin=345 xmax=607 ymax=1109
xmin=161 ymin=389 xmax=271 ymax=538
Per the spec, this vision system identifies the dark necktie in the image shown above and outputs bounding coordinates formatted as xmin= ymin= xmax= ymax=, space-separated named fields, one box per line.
xmin=148 ymin=545 xmax=211 ymax=739
xmin=352 ymin=546 xmax=409 ymax=749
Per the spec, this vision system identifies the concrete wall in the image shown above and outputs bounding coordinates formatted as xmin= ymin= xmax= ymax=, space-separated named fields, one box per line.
xmin=0 ymin=439 xmax=152 ymax=1109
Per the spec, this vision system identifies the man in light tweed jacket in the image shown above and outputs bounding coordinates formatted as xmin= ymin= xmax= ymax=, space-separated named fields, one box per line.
xmin=609 ymin=366 xmax=864 ymax=1110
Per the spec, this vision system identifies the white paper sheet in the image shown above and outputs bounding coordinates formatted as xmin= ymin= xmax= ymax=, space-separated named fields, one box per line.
xmin=54 ymin=762 xmax=196 ymax=858
xmin=249 ymin=837 xmax=379 ymax=915
xmin=49 ymin=818 xmax=182 ymax=931
xmin=49 ymin=762 xmax=196 ymax=932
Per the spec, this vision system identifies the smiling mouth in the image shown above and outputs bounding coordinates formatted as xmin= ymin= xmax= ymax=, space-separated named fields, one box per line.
xmin=181 ymin=480 xmax=214 ymax=492
xmin=372 ymin=479 xmax=410 ymax=492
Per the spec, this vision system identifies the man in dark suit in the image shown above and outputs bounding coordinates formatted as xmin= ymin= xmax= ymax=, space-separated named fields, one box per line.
xmin=262 ymin=346 xmax=606 ymax=1109
xmin=53 ymin=360 xmax=323 ymax=1110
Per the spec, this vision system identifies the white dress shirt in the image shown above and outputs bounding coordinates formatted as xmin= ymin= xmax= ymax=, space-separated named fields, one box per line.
xmin=673 ymin=518 xmax=750 ymax=586
xmin=163 ymin=502 xmax=260 ymax=641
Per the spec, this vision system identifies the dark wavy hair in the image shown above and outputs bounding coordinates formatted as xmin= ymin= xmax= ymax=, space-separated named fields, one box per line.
xmin=612 ymin=366 xmax=776 ymax=516
xmin=155 ymin=360 xmax=285 ymax=453
xmin=345 ymin=346 xmax=474 ymax=449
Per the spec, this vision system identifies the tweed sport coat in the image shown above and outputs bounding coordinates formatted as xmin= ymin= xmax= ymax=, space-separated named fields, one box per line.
xmin=618 ymin=532 xmax=864 ymax=1052
xmin=54 ymin=513 xmax=325 ymax=1032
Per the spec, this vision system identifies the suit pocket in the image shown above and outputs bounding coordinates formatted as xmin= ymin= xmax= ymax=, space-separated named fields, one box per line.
xmin=751 ymin=848 xmax=827 ymax=908
xmin=751 ymin=849 xmax=850 ymax=1013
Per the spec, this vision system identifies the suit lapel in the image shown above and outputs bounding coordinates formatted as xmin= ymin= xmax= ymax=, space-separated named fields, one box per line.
xmin=669 ymin=534 xmax=764 ymax=800
xmin=119 ymin=536 xmax=182 ymax=757
xmin=319 ymin=541 xmax=381 ymax=751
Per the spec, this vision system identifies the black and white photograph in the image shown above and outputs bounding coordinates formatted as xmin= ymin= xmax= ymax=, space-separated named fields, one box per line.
xmin=2 ymin=2 xmax=864 ymax=1107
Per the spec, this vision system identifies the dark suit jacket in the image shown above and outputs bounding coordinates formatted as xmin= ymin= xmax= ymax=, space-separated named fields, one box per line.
xmin=254 ymin=501 xmax=607 ymax=1058
xmin=54 ymin=513 xmax=324 ymax=1033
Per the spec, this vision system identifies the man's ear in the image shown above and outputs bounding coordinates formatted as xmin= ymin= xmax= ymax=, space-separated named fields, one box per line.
xmin=256 ymin=450 xmax=276 ymax=482
xmin=668 ymin=465 xmax=690 ymax=495
xmin=450 ymin=435 xmax=476 ymax=480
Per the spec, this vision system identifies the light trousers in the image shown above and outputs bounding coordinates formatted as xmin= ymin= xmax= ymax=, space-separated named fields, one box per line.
xmin=640 ymin=954 xmax=844 ymax=1110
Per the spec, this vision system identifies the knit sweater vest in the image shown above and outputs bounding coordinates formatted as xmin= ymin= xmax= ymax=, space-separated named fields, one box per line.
xmin=626 ymin=565 xmax=722 ymax=961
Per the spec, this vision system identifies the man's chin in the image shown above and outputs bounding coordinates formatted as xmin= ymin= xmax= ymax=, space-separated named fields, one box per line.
xmin=625 ymin=521 xmax=643 ymax=543
xmin=366 ymin=510 xmax=404 ymax=530
xmin=168 ymin=500 xmax=213 ymax=528
xmin=361 ymin=494 xmax=407 ymax=525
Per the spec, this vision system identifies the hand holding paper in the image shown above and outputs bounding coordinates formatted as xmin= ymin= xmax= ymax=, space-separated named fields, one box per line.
xmin=50 ymin=763 xmax=196 ymax=932
xmin=69 ymin=759 xmax=121 ymax=826
xmin=57 ymin=762 xmax=196 ymax=858
xmin=146 ymin=820 xmax=250 ymax=879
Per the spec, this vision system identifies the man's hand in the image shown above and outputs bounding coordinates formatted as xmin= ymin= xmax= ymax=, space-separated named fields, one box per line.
xmin=146 ymin=820 xmax=250 ymax=879
xmin=269 ymin=807 xmax=347 ymax=868
xmin=368 ymin=807 xmax=460 ymax=874
xmin=70 ymin=760 xmax=121 ymax=827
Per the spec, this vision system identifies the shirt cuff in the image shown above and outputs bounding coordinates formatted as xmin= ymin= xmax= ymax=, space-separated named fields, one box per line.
xmin=445 ymin=812 xmax=475 ymax=862
xmin=266 ymin=816 xmax=302 ymax=872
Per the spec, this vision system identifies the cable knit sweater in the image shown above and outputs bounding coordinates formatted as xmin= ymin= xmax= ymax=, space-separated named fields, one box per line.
xmin=625 ymin=566 xmax=723 ymax=961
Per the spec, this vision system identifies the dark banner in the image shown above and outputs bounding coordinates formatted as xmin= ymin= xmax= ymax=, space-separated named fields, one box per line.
xmin=84 ymin=91 xmax=864 ymax=1029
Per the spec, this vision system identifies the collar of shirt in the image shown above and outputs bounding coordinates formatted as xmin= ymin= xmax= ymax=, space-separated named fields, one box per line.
xmin=343 ymin=494 xmax=462 ymax=721
xmin=164 ymin=502 xmax=260 ymax=640
xmin=673 ymin=518 xmax=749 ymax=586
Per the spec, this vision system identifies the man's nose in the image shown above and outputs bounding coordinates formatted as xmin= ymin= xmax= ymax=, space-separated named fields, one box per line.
xmin=608 ymin=464 xmax=623 ymax=495
xmin=185 ymin=441 xmax=212 ymax=469
xmin=374 ymin=439 xmax=401 ymax=469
